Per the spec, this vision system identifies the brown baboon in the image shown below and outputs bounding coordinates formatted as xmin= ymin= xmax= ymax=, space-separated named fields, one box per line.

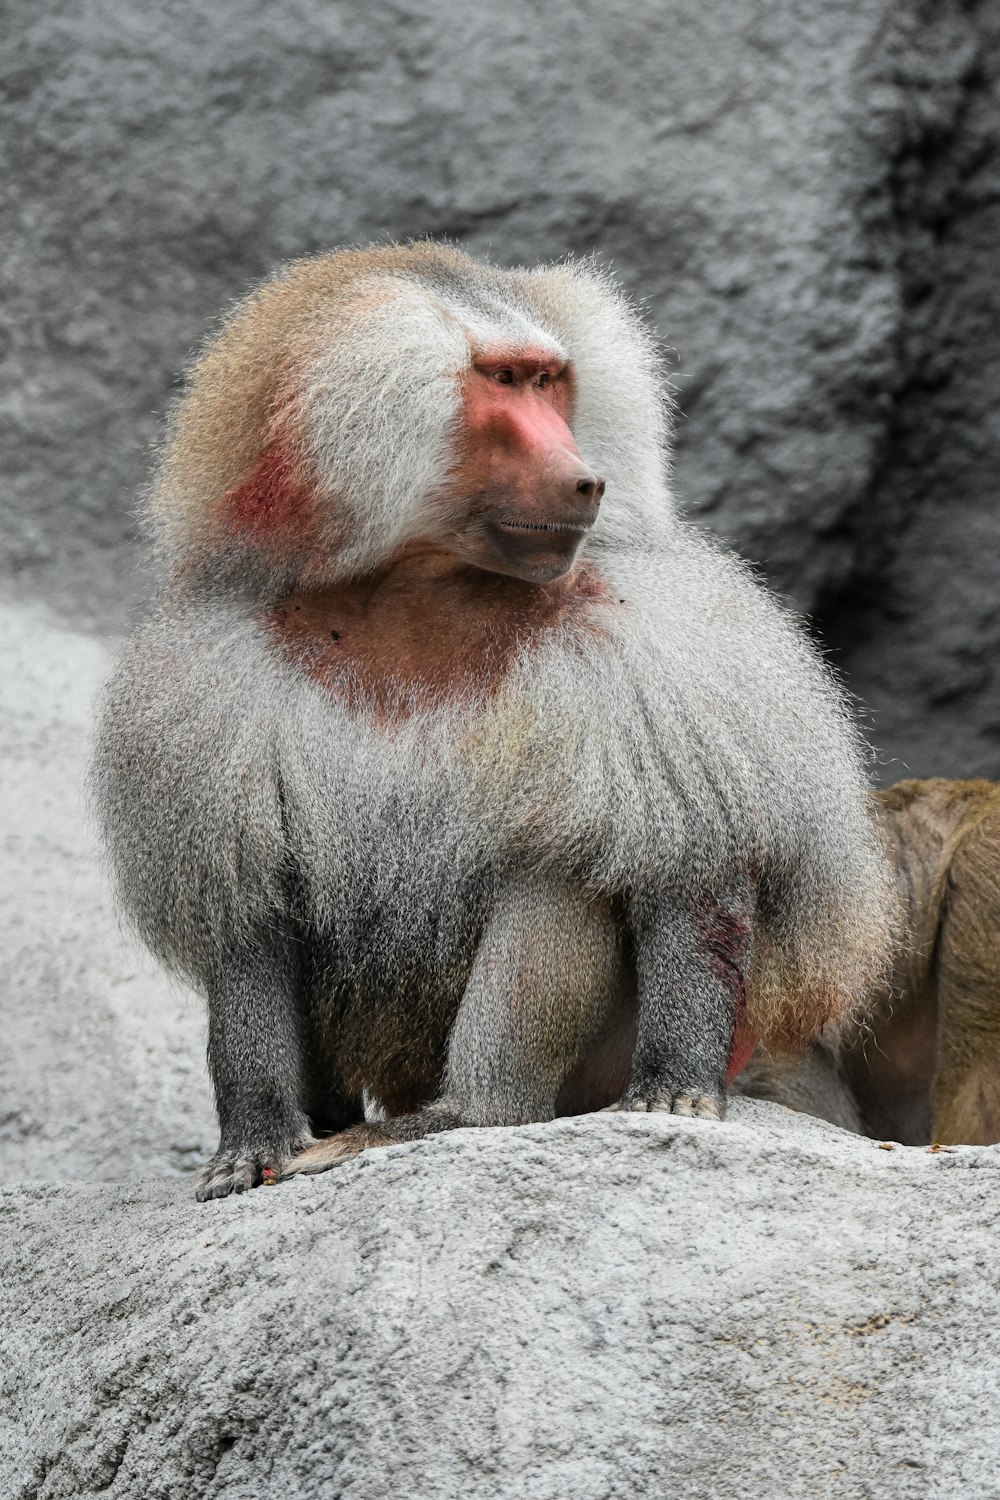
xmin=736 ymin=778 xmax=1000 ymax=1145
xmin=91 ymin=243 xmax=895 ymax=1199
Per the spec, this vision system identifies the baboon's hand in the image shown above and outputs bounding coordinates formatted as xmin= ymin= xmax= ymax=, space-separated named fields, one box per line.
xmin=196 ymin=1140 xmax=312 ymax=1201
xmin=605 ymin=1091 xmax=725 ymax=1120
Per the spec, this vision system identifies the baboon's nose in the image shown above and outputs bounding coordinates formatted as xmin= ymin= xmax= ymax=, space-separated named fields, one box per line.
xmin=576 ymin=475 xmax=606 ymax=504
xmin=563 ymin=469 xmax=605 ymax=525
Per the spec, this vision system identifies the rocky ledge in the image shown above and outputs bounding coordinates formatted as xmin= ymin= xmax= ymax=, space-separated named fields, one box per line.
xmin=4 ymin=1101 xmax=998 ymax=1500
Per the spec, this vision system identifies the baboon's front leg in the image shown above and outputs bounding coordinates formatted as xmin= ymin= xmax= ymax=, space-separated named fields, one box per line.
xmin=614 ymin=877 xmax=754 ymax=1119
xmin=197 ymin=930 xmax=313 ymax=1200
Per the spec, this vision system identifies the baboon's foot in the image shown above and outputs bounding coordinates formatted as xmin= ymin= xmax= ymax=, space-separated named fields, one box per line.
xmin=284 ymin=1122 xmax=408 ymax=1176
xmin=604 ymin=1091 xmax=726 ymax=1120
xmin=196 ymin=1143 xmax=307 ymax=1201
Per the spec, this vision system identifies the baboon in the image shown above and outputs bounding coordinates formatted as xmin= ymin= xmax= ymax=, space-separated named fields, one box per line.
xmin=736 ymin=778 xmax=1000 ymax=1145
xmin=92 ymin=243 xmax=895 ymax=1199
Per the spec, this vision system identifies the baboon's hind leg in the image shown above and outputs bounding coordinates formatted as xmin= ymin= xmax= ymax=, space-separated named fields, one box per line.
xmin=932 ymin=823 xmax=1000 ymax=1145
xmin=285 ymin=874 xmax=627 ymax=1175
xmin=285 ymin=1111 xmax=463 ymax=1173
xmin=933 ymin=970 xmax=1000 ymax=1145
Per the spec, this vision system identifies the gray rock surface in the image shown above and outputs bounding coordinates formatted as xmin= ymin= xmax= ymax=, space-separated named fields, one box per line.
xmin=0 ymin=601 xmax=214 ymax=1182
xmin=827 ymin=0 xmax=1000 ymax=782
xmin=5 ymin=1104 xmax=999 ymax=1500
xmin=4 ymin=0 xmax=1000 ymax=777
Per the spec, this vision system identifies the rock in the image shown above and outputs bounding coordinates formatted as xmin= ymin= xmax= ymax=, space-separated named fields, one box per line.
xmin=0 ymin=601 xmax=214 ymax=1183
xmin=4 ymin=1104 xmax=999 ymax=1499
xmin=2 ymin=0 xmax=898 ymax=619
xmin=3 ymin=0 xmax=1000 ymax=789
xmin=825 ymin=4 xmax=1000 ymax=782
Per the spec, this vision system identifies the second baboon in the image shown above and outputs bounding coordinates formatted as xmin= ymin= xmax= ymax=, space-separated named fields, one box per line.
xmin=737 ymin=778 xmax=1000 ymax=1145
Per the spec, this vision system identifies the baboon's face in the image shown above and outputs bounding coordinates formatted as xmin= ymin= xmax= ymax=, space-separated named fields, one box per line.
xmin=444 ymin=348 xmax=605 ymax=585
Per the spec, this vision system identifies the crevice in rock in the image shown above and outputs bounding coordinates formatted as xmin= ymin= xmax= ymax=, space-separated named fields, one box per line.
xmin=812 ymin=3 xmax=1000 ymax=779
xmin=816 ymin=5 xmax=988 ymax=638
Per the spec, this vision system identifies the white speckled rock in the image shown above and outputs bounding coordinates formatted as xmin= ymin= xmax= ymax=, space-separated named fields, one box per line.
xmin=4 ymin=1104 xmax=998 ymax=1499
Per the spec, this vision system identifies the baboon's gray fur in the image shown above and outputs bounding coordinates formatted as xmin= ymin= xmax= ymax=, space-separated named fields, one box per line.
xmin=91 ymin=244 xmax=895 ymax=1194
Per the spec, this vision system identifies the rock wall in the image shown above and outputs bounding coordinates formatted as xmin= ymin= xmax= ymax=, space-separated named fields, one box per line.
xmin=3 ymin=0 xmax=1000 ymax=776
xmin=825 ymin=2 xmax=1000 ymax=780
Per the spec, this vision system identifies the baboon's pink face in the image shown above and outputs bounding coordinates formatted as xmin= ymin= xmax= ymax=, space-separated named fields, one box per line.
xmin=446 ymin=348 xmax=605 ymax=584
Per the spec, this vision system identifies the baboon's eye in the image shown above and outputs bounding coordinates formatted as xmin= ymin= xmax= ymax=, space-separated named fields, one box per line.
xmin=492 ymin=368 xmax=515 ymax=385
xmin=535 ymin=372 xmax=550 ymax=390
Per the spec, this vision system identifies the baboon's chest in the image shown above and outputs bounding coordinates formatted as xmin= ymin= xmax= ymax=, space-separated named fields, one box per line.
xmin=266 ymin=560 xmax=610 ymax=718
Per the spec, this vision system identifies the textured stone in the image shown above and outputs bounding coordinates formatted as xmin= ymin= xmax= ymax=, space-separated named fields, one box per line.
xmin=4 ymin=1105 xmax=1000 ymax=1500
xmin=0 ymin=601 xmax=213 ymax=1183
xmin=0 ymin=3 xmax=967 ymax=606
xmin=4 ymin=2 xmax=1000 ymax=775
xmin=825 ymin=2 xmax=1000 ymax=781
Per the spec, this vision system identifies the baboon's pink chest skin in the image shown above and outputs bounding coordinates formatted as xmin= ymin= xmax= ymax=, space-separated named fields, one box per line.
xmin=267 ymin=556 xmax=613 ymax=717
xmin=235 ymin=340 xmax=611 ymax=715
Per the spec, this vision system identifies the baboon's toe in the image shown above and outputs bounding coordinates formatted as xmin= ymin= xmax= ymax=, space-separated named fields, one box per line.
xmin=670 ymin=1092 xmax=725 ymax=1120
xmin=603 ymin=1091 xmax=726 ymax=1120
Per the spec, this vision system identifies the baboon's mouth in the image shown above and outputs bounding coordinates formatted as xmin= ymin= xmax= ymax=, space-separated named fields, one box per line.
xmin=496 ymin=518 xmax=593 ymax=535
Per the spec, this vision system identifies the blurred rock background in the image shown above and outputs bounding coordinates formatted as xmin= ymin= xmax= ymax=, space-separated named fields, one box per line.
xmin=2 ymin=0 xmax=999 ymax=1182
